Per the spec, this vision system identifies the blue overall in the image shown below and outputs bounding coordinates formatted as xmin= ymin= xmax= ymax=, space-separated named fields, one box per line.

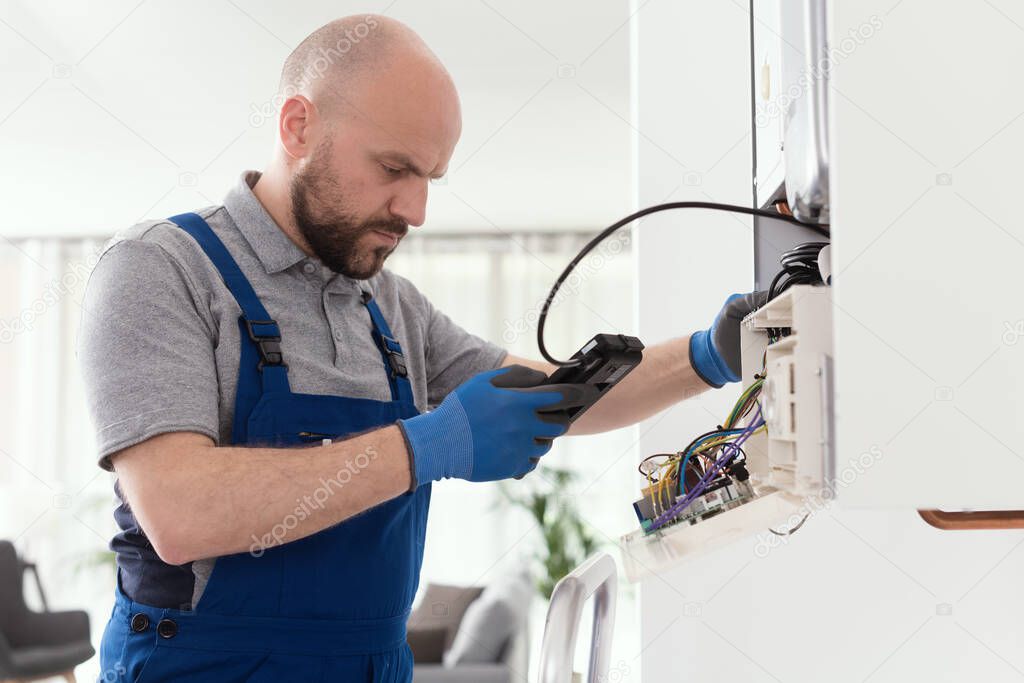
xmin=97 ymin=213 xmax=428 ymax=682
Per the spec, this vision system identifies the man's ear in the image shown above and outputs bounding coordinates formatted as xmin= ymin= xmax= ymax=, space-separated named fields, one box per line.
xmin=278 ymin=95 xmax=318 ymax=160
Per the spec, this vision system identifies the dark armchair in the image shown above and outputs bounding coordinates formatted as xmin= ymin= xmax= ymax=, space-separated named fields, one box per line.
xmin=0 ymin=541 xmax=94 ymax=682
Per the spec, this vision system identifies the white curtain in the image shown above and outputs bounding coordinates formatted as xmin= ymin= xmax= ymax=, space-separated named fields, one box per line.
xmin=0 ymin=231 xmax=640 ymax=680
xmin=0 ymin=237 xmax=117 ymax=682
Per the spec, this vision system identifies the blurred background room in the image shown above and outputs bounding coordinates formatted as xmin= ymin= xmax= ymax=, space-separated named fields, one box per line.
xmin=0 ymin=2 xmax=640 ymax=681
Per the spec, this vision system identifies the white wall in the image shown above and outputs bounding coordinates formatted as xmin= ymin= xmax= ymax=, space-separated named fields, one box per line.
xmin=633 ymin=0 xmax=757 ymax=680
xmin=830 ymin=0 xmax=1024 ymax=509
xmin=634 ymin=2 xmax=1024 ymax=682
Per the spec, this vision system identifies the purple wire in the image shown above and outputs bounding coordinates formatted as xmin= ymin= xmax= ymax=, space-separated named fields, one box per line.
xmin=647 ymin=404 xmax=764 ymax=531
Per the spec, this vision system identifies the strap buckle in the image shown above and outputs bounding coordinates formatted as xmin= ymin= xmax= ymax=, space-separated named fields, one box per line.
xmin=245 ymin=319 xmax=286 ymax=368
xmin=379 ymin=333 xmax=408 ymax=378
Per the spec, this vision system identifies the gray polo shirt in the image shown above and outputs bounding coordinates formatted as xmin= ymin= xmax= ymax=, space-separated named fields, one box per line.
xmin=79 ymin=170 xmax=507 ymax=470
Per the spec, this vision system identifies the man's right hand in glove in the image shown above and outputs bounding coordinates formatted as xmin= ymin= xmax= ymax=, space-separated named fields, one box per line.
xmin=397 ymin=365 xmax=593 ymax=489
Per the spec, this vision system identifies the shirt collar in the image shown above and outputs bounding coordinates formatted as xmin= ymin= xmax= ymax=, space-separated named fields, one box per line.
xmin=223 ymin=170 xmax=308 ymax=275
xmin=222 ymin=170 xmax=375 ymax=296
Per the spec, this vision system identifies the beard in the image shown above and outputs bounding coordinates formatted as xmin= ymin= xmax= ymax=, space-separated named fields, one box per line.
xmin=289 ymin=143 xmax=408 ymax=280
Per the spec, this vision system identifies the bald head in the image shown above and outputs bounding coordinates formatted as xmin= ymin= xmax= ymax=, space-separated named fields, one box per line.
xmin=258 ymin=15 xmax=462 ymax=279
xmin=279 ymin=15 xmax=451 ymax=117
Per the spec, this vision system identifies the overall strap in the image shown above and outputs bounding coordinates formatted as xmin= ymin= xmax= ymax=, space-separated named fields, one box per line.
xmin=361 ymin=292 xmax=415 ymax=404
xmin=168 ymin=213 xmax=291 ymax=442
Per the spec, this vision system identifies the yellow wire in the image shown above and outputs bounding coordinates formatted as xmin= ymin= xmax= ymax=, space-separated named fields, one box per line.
xmin=642 ymin=365 xmax=769 ymax=525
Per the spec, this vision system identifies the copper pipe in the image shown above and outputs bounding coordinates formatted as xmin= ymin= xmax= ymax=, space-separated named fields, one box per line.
xmin=918 ymin=509 xmax=1024 ymax=530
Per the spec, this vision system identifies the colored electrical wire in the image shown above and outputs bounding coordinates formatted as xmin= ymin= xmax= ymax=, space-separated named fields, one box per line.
xmin=648 ymin=404 xmax=764 ymax=531
xmin=678 ymin=428 xmax=746 ymax=494
xmin=640 ymin=373 xmax=766 ymax=512
xmin=675 ymin=378 xmax=764 ymax=493
xmin=668 ymin=418 xmax=760 ymax=526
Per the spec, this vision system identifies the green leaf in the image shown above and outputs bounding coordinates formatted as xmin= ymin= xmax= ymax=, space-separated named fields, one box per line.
xmin=506 ymin=465 xmax=607 ymax=599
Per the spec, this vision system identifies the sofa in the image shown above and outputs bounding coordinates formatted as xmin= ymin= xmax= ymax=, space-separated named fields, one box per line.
xmin=408 ymin=572 xmax=533 ymax=683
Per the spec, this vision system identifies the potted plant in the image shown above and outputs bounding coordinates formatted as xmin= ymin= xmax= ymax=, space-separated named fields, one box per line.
xmin=500 ymin=467 xmax=599 ymax=599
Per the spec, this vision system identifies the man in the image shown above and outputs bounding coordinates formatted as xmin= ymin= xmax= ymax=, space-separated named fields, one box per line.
xmin=79 ymin=15 xmax=761 ymax=682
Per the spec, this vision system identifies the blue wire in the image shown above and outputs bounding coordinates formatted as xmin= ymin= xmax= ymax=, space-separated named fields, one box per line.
xmin=681 ymin=420 xmax=763 ymax=504
xmin=679 ymin=428 xmax=745 ymax=494
xmin=649 ymin=406 xmax=764 ymax=531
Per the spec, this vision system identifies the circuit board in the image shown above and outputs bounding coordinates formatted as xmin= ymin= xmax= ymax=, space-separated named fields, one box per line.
xmin=634 ymin=478 xmax=756 ymax=534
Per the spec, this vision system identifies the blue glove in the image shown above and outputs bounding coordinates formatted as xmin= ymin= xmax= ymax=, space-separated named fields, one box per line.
xmin=398 ymin=365 xmax=589 ymax=488
xmin=689 ymin=291 xmax=767 ymax=388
